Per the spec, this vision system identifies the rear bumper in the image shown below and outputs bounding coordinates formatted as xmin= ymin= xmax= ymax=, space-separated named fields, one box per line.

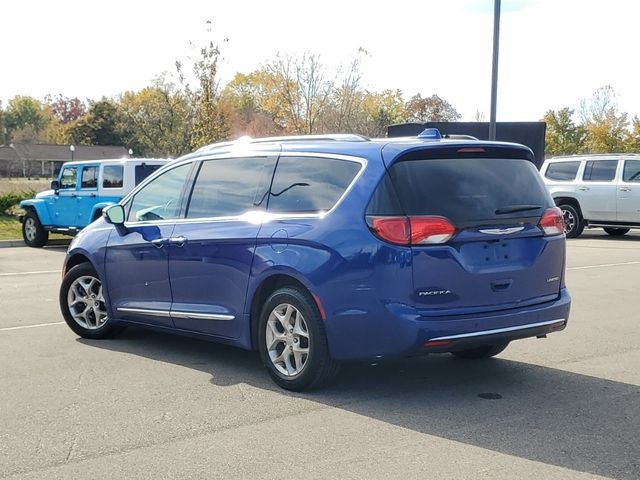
xmin=326 ymin=288 xmax=571 ymax=360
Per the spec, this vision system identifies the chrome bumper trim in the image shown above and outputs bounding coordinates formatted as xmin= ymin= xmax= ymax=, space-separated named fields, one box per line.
xmin=429 ymin=318 xmax=566 ymax=341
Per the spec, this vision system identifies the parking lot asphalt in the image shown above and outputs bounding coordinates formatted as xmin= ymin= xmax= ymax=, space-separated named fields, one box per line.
xmin=0 ymin=231 xmax=639 ymax=480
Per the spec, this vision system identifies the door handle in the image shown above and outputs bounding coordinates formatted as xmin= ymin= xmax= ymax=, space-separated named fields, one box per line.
xmin=577 ymin=187 xmax=589 ymax=191
xmin=619 ymin=187 xmax=631 ymax=192
xmin=151 ymin=238 xmax=167 ymax=248
xmin=168 ymin=236 xmax=187 ymax=247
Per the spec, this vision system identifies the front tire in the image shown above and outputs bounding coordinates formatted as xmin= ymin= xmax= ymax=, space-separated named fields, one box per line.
xmin=558 ymin=204 xmax=584 ymax=238
xmin=603 ymin=227 xmax=629 ymax=236
xmin=451 ymin=342 xmax=509 ymax=360
xmin=22 ymin=210 xmax=49 ymax=247
xmin=59 ymin=263 xmax=123 ymax=339
xmin=258 ymin=287 xmax=340 ymax=391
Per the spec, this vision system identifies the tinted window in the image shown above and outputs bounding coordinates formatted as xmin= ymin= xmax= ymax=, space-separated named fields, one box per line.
xmin=545 ymin=161 xmax=580 ymax=181
xmin=623 ymin=160 xmax=640 ymax=182
xmin=127 ymin=163 xmax=192 ymax=222
xmin=583 ymin=160 xmax=617 ymax=181
xmin=186 ymin=157 xmax=275 ymax=218
xmin=375 ymin=158 xmax=552 ymax=226
xmin=135 ymin=164 xmax=163 ymax=185
xmin=81 ymin=166 xmax=98 ymax=189
xmin=60 ymin=167 xmax=77 ymax=189
xmin=268 ymin=156 xmax=361 ymax=213
xmin=103 ymin=165 xmax=124 ymax=188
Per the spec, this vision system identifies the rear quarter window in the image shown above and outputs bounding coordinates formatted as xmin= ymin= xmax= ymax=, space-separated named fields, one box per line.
xmin=371 ymin=157 xmax=553 ymax=227
xmin=545 ymin=161 xmax=580 ymax=181
xmin=267 ymin=156 xmax=361 ymax=213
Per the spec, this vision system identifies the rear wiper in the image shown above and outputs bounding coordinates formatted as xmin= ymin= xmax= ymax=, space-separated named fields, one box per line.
xmin=495 ymin=204 xmax=542 ymax=215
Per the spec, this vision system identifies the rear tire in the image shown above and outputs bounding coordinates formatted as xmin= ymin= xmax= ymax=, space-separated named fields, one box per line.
xmin=258 ymin=287 xmax=340 ymax=391
xmin=558 ymin=204 xmax=584 ymax=238
xmin=22 ymin=210 xmax=49 ymax=247
xmin=59 ymin=263 xmax=124 ymax=339
xmin=451 ymin=342 xmax=509 ymax=360
xmin=603 ymin=227 xmax=629 ymax=236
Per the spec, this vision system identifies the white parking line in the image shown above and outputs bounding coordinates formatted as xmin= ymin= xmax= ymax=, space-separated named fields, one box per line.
xmin=568 ymin=260 xmax=640 ymax=271
xmin=0 ymin=270 xmax=60 ymax=277
xmin=0 ymin=322 xmax=65 ymax=332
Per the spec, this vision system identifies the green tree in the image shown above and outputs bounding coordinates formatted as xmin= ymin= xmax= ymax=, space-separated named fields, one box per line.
xmin=68 ymin=98 xmax=124 ymax=146
xmin=542 ymin=108 xmax=585 ymax=156
xmin=361 ymin=89 xmax=406 ymax=137
xmin=177 ymin=39 xmax=231 ymax=149
xmin=5 ymin=96 xmax=49 ymax=142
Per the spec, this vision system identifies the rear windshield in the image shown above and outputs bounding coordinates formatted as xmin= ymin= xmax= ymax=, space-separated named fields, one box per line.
xmin=369 ymin=158 xmax=553 ymax=227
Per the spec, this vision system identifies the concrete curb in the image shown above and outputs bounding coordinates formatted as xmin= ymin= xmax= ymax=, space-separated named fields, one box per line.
xmin=0 ymin=239 xmax=72 ymax=249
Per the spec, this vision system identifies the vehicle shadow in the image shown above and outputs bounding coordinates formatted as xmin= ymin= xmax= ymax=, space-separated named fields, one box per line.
xmin=576 ymin=230 xmax=640 ymax=242
xmin=79 ymin=328 xmax=640 ymax=480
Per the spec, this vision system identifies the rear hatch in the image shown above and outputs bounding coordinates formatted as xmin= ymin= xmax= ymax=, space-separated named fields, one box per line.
xmin=368 ymin=146 xmax=565 ymax=314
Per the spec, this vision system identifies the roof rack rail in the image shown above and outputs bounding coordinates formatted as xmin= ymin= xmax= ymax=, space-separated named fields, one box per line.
xmin=443 ymin=134 xmax=479 ymax=141
xmin=196 ymin=134 xmax=370 ymax=153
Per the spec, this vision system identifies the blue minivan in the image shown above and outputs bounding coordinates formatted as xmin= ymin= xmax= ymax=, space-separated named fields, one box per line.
xmin=59 ymin=131 xmax=570 ymax=390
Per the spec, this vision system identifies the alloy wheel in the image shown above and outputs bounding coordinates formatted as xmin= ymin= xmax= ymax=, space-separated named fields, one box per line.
xmin=67 ymin=275 xmax=108 ymax=330
xmin=562 ymin=208 xmax=575 ymax=235
xmin=265 ymin=303 xmax=310 ymax=376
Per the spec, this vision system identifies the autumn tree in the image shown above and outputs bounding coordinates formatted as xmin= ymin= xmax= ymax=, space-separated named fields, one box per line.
xmin=118 ymin=77 xmax=193 ymax=157
xmin=264 ymin=53 xmax=332 ymax=134
xmin=542 ymin=107 xmax=585 ymax=156
xmin=45 ymin=95 xmax=86 ymax=124
xmin=580 ymin=86 xmax=629 ymax=153
xmin=404 ymin=94 xmax=461 ymax=122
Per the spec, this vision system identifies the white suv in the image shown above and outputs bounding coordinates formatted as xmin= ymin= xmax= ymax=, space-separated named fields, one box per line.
xmin=541 ymin=154 xmax=640 ymax=237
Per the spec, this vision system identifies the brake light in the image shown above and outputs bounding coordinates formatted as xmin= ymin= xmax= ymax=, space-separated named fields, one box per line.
xmin=368 ymin=216 xmax=456 ymax=245
xmin=410 ymin=217 xmax=456 ymax=244
xmin=538 ymin=207 xmax=564 ymax=236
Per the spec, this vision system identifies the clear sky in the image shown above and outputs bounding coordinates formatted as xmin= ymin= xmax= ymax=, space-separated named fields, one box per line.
xmin=1 ymin=0 xmax=638 ymax=122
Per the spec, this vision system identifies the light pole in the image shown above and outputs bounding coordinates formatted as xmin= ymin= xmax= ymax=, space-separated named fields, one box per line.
xmin=70 ymin=144 xmax=75 ymax=161
xmin=489 ymin=0 xmax=501 ymax=141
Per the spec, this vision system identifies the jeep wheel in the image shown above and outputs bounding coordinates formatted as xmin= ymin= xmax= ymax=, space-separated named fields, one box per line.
xmin=451 ymin=342 xmax=510 ymax=360
xmin=22 ymin=211 xmax=49 ymax=247
xmin=603 ymin=227 xmax=629 ymax=236
xmin=258 ymin=287 xmax=340 ymax=391
xmin=558 ymin=204 xmax=584 ymax=238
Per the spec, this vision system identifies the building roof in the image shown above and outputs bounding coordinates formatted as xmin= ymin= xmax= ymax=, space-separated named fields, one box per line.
xmin=0 ymin=143 xmax=130 ymax=162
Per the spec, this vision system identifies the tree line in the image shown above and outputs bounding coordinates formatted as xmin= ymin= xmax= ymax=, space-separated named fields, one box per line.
xmin=0 ymin=40 xmax=638 ymax=158
xmin=0 ymin=45 xmax=459 ymax=158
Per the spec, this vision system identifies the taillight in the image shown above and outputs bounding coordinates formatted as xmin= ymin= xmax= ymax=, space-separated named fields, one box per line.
xmin=367 ymin=216 xmax=456 ymax=245
xmin=538 ymin=207 xmax=564 ymax=236
xmin=410 ymin=216 xmax=456 ymax=244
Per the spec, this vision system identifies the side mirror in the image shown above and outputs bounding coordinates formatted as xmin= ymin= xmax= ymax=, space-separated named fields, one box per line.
xmin=50 ymin=180 xmax=60 ymax=192
xmin=103 ymin=204 xmax=125 ymax=225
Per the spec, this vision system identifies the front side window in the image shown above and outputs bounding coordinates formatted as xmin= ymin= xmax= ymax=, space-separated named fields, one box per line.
xmin=103 ymin=165 xmax=124 ymax=188
xmin=267 ymin=156 xmax=361 ymax=213
xmin=127 ymin=163 xmax=192 ymax=222
xmin=545 ymin=161 xmax=580 ymax=181
xmin=81 ymin=166 xmax=98 ymax=189
xmin=622 ymin=160 xmax=640 ymax=182
xmin=59 ymin=167 xmax=78 ymax=189
xmin=186 ymin=157 xmax=275 ymax=218
xmin=583 ymin=160 xmax=617 ymax=182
